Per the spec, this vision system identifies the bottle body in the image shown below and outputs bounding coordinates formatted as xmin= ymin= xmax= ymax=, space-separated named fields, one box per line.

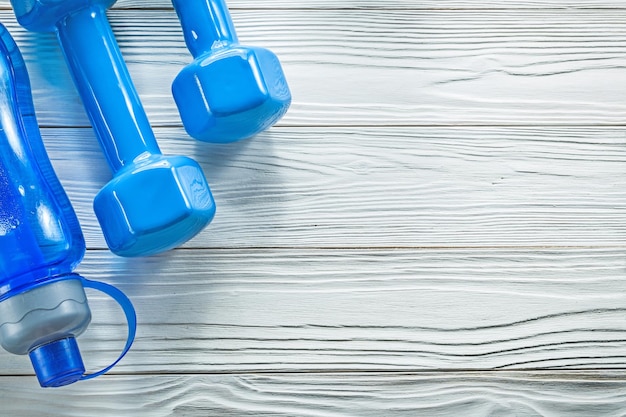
xmin=0 ymin=23 xmax=92 ymax=387
xmin=0 ymin=23 xmax=84 ymax=299
xmin=0 ymin=137 xmax=84 ymax=296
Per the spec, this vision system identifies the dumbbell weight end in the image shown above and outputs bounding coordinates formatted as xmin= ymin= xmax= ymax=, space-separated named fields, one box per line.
xmin=171 ymin=0 xmax=291 ymax=143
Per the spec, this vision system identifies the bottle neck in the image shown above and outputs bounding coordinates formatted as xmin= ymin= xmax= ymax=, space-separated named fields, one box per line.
xmin=30 ymin=337 xmax=85 ymax=387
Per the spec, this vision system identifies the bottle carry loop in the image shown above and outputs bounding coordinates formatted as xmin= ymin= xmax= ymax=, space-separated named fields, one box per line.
xmin=79 ymin=277 xmax=136 ymax=381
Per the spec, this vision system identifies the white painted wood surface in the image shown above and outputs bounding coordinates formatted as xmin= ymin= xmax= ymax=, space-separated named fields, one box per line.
xmin=3 ymin=8 xmax=626 ymax=127
xmin=3 ymin=373 xmax=626 ymax=416
xmin=0 ymin=0 xmax=625 ymax=415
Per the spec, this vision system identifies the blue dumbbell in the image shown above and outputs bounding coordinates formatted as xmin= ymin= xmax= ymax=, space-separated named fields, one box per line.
xmin=10 ymin=0 xmax=216 ymax=257
xmin=171 ymin=0 xmax=291 ymax=143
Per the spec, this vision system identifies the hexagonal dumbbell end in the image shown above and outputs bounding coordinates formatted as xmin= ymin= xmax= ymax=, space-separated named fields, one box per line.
xmin=171 ymin=0 xmax=291 ymax=143
xmin=173 ymin=46 xmax=291 ymax=143
xmin=94 ymin=155 xmax=216 ymax=257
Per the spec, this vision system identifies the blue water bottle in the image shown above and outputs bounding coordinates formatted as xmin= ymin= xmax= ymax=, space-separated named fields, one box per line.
xmin=0 ymin=24 xmax=135 ymax=388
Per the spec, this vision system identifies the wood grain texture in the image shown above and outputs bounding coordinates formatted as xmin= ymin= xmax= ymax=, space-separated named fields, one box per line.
xmin=1 ymin=248 xmax=625 ymax=375
xmin=37 ymin=126 xmax=626 ymax=249
xmin=2 ymin=0 xmax=626 ymax=10
xmin=2 ymin=372 xmax=626 ymax=416
xmin=0 ymin=0 xmax=624 ymax=414
xmin=0 ymin=9 xmax=626 ymax=127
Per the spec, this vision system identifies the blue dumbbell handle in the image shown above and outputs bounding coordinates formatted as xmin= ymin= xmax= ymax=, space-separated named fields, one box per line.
xmin=172 ymin=0 xmax=238 ymax=58
xmin=56 ymin=5 xmax=161 ymax=172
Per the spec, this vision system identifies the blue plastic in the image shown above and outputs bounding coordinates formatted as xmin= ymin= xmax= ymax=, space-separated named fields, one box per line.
xmin=10 ymin=0 xmax=216 ymax=257
xmin=29 ymin=337 xmax=85 ymax=387
xmin=0 ymin=23 xmax=135 ymax=388
xmin=26 ymin=276 xmax=137 ymax=388
xmin=171 ymin=0 xmax=291 ymax=143
xmin=79 ymin=276 xmax=137 ymax=382
xmin=0 ymin=23 xmax=82 ymax=298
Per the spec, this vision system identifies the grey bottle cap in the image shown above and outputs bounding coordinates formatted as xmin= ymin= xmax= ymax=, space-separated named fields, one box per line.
xmin=0 ymin=279 xmax=91 ymax=355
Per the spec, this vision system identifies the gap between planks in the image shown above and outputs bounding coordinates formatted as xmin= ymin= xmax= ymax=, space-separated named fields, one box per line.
xmin=5 ymin=368 xmax=626 ymax=377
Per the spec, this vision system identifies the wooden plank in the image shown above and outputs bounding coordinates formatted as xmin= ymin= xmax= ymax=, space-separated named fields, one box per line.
xmin=1 ymin=372 xmax=626 ymax=416
xmin=0 ymin=9 xmax=624 ymax=127
xmin=0 ymin=1 xmax=623 ymax=415
xmin=39 ymin=126 xmax=626 ymax=249
xmin=98 ymin=0 xmax=626 ymax=9
xmin=3 ymin=1 xmax=626 ymax=10
xmin=2 ymin=248 xmax=625 ymax=375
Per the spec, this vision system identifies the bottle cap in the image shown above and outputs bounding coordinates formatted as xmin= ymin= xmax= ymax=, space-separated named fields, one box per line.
xmin=29 ymin=337 xmax=85 ymax=387
xmin=25 ymin=277 xmax=136 ymax=388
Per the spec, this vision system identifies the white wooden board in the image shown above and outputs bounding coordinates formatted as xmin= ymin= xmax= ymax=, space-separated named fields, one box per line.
xmin=2 ymin=1 xmax=626 ymax=9
xmin=36 ymin=126 xmax=626 ymax=249
xmin=1 ymin=373 xmax=625 ymax=417
xmin=2 ymin=248 xmax=626 ymax=375
xmin=0 ymin=0 xmax=623 ymax=415
xmin=0 ymin=9 xmax=624 ymax=127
